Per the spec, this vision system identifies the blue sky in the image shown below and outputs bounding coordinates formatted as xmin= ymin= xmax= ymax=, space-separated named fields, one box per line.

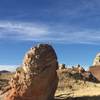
xmin=0 ymin=0 xmax=100 ymax=71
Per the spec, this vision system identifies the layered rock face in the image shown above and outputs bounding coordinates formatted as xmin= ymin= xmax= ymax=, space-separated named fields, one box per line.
xmin=5 ymin=44 xmax=58 ymax=100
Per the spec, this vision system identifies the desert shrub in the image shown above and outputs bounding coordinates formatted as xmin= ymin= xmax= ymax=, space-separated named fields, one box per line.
xmin=16 ymin=66 xmax=24 ymax=73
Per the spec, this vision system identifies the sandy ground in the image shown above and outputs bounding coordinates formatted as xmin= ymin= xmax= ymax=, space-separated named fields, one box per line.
xmin=55 ymin=82 xmax=100 ymax=100
xmin=0 ymin=82 xmax=100 ymax=100
xmin=0 ymin=70 xmax=100 ymax=100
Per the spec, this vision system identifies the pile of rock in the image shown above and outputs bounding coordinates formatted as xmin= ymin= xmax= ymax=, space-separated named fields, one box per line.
xmin=4 ymin=44 xmax=59 ymax=100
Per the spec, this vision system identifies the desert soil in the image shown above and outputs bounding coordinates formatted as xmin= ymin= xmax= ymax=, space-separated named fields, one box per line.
xmin=55 ymin=82 xmax=100 ymax=100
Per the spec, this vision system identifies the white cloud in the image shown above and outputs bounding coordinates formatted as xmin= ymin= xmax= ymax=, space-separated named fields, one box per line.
xmin=0 ymin=21 xmax=49 ymax=40
xmin=0 ymin=21 xmax=100 ymax=44
xmin=0 ymin=65 xmax=19 ymax=72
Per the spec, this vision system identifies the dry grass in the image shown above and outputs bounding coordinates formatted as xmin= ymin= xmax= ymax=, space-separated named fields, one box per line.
xmin=0 ymin=69 xmax=100 ymax=100
xmin=0 ymin=73 xmax=14 ymax=80
xmin=55 ymin=69 xmax=100 ymax=100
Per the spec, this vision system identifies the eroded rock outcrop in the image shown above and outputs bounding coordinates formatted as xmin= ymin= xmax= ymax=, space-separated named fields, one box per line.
xmin=93 ymin=53 xmax=100 ymax=66
xmin=59 ymin=64 xmax=66 ymax=70
xmin=5 ymin=44 xmax=58 ymax=100
xmin=89 ymin=53 xmax=100 ymax=81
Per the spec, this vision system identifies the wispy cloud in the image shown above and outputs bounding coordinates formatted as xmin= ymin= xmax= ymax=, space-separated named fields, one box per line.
xmin=0 ymin=65 xmax=18 ymax=72
xmin=0 ymin=21 xmax=100 ymax=44
xmin=0 ymin=21 xmax=49 ymax=40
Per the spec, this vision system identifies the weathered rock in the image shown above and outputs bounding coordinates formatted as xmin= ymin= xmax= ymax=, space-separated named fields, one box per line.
xmin=59 ymin=64 xmax=66 ymax=70
xmin=5 ymin=44 xmax=58 ymax=100
xmin=89 ymin=66 xmax=100 ymax=81
xmin=93 ymin=53 xmax=100 ymax=66
xmin=89 ymin=53 xmax=100 ymax=81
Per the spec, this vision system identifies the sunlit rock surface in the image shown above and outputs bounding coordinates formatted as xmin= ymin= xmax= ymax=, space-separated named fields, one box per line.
xmin=5 ymin=44 xmax=58 ymax=100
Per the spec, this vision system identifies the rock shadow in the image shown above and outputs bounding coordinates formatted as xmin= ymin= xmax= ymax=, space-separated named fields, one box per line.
xmin=54 ymin=95 xmax=100 ymax=100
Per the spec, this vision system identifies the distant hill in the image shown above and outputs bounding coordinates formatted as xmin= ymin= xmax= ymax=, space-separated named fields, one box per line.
xmin=0 ymin=70 xmax=11 ymax=74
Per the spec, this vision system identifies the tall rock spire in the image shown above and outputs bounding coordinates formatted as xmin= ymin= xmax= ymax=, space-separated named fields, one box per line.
xmin=5 ymin=44 xmax=59 ymax=100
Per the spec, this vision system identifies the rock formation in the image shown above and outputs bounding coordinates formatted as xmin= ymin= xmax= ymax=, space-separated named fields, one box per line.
xmin=93 ymin=53 xmax=100 ymax=66
xmin=4 ymin=44 xmax=58 ymax=100
xmin=59 ymin=64 xmax=66 ymax=69
xmin=89 ymin=53 xmax=100 ymax=81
